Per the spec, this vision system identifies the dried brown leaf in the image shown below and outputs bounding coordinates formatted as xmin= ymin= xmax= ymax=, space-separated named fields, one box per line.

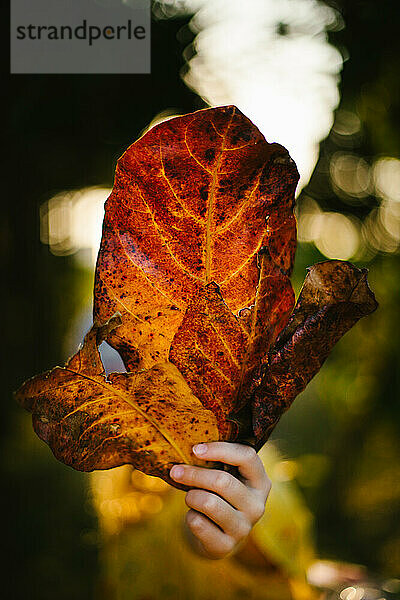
xmin=251 ymin=261 xmax=378 ymax=449
xmin=14 ymin=315 xmax=219 ymax=487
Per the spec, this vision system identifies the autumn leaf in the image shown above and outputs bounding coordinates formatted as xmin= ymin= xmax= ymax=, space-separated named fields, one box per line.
xmin=15 ymin=106 xmax=378 ymax=485
xmin=169 ymin=282 xmax=248 ymax=439
xmin=251 ymin=261 xmax=378 ymax=449
xmin=94 ymin=105 xmax=299 ymax=371
xmin=169 ymin=251 xmax=294 ymax=439
xmin=14 ymin=314 xmax=219 ymax=487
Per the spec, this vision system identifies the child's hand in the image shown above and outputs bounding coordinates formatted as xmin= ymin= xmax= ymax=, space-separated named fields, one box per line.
xmin=170 ymin=442 xmax=271 ymax=560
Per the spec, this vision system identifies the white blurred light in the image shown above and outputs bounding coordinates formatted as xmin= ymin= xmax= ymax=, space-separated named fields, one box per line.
xmin=158 ymin=0 xmax=343 ymax=191
xmin=297 ymin=196 xmax=324 ymax=243
xmin=297 ymin=196 xmax=361 ymax=260
xmin=332 ymin=109 xmax=361 ymax=136
xmin=373 ymin=157 xmax=400 ymax=203
xmin=339 ymin=587 xmax=365 ymax=600
xmin=40 ymin=186 xmax=110 ymax=267
xmin=330 ymin=152 xmax=372 ymax=199
xmin=299 ymin=155 xmax=400 ymax=259
xmin=359 ymin=157 xmax=400 ymax=256
xmin=315 ymin=212 xmax=360 ymax=260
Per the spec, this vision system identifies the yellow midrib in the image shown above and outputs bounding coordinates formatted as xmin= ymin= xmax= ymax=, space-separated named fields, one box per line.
xmin=60 ymin=367 xmax=190 ymax=464
xmin=235 ymin=255 xmax=267 ymax=402
xmin=205 ymin=109 xmax=236 ymax=283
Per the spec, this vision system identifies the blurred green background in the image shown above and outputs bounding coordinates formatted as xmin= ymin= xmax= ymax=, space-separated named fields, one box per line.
xmin=3 ymin=0 xmax=400 ymax=597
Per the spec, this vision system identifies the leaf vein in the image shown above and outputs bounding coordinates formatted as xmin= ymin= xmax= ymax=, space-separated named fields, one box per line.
xmin=62 ymin=368 xmax=190 ymax=464
xmin=132 ymin=185 xmax=203 ymax=283
xmin=216 ymin=172 xmax=262 ymax=235
xmin=208 ymin=322 xmax=241 ymax=369
xmin=205 ymin=108 xmax=236 ymax=281
xmin=159 ymin=142 xmax=206 ymax=224
xmin=193 ymin=342 xmax=236 ymax=389
xmin=116 ymin=231 xmax=185 ymax=309
xmin=219 ymin=239 xmax=264 ymax=285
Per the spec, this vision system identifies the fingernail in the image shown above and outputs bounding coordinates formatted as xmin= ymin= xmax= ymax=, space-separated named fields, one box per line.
xmin=170 ymin=466 xmax=184 ymax=480
xmin=193 ymin=444 xmax=207 ymax=456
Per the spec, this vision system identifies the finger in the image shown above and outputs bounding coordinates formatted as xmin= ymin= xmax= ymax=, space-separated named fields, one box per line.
xmin=185 ymin=509 xmax=235 ymax=559
xmin=192 ymin=442 xmax=270 ymax=492
xmin=185 ymin=490 xmax=251 ymax=541
xmin=170 ymin=464 xmax=249 ymax=512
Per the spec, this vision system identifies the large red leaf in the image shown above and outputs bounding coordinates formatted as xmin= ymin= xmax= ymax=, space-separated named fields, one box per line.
xmin=94 ymin=105 xmax=299 ymax=371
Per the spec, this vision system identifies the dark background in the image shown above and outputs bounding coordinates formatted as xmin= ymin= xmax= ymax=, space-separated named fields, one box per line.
xmin=3 ymin=1 xmax=400 ymax=597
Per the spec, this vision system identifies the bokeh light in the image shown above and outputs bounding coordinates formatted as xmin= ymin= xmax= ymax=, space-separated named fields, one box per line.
xmin=157 ymin=0 xmax=344 ymax=191
xmin=373 ymin=157 xmax=400 ymax=202
xmin=330 ymin=152 xmax=372 ymax=201
xmin=297 ymin=196 xmax=361 ymax=260
xmin=360 ymin=158 xmax=400 ymax=256
xmin=40 ymin=186 xmax=110 ymax=267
